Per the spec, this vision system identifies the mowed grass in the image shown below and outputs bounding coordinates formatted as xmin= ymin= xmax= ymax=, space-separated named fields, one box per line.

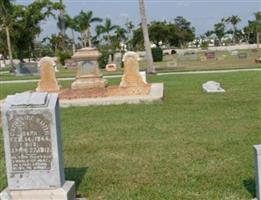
xmin=0 ymin=72 xmax=261 ymax=199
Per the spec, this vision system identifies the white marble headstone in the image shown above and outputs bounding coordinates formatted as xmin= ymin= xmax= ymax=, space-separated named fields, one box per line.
xmin=139 ymin=71 xmax=147 ymax=84
xmin=1 ymin=92 xmax=65 ymax=190
xmin=202 ymin=81 xmax=225 ymax=93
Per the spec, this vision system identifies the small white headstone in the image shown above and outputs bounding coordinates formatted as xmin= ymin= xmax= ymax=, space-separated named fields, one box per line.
xmin=54 ymin=66 xmax=59 ymax=72
xmin=139 ymin=71 xmax=147 ymax=84
xmin=231 ymin=50 xmax=239 ymax=56
xmin=202 ymin=81 xmax=225 ymax=93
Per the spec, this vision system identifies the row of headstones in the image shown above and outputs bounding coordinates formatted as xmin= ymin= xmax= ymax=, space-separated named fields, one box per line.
xmin=13 ymin=50 xmax=252 ymax=76
xmin=36 ymin=51 xmax=147 ymax=93
xmin=178 ymin=51 xmax=249 ymax=61
xmin=1 ymin=91 xmax=261 ymax=199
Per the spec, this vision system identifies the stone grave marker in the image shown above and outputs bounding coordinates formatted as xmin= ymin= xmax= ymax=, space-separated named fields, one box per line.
xmin=254 ymin=145 xmax=261 ymax=200
xmin=105 ymin=63 xmax=117 ymax=72
xmin=179 ymin=54 xmax=198 ymax=61
xmin=65 ymin=59 xmax=78 ymax=69
xmin=114 ymin=53 xmax=122 ymax=68
xmin=15 ymin=62 xmax=39 ymax=76
xmin=202 ymin=81 xmax=225 ymax=93
xmin=71 ymin=47 xmax=107 ymax=89
xmin=204 ymin=52 xmax=215 ymax=60
xmin=120 ymin=51 xmax=146 ymax=87
xmin=0 ymin=92 xmax=84 ymax=200
xmin=139 ymin=71 xmax=147 ymax=84
xmin=238 ymin=52 xmax=247 ymax=59
xmin=230 ymin=50 xmax=239 ymax=56
xmin=36 ymin=57 xmax=60 ymax=92
xmin=167 ymin=61 xmax=178 ymax=68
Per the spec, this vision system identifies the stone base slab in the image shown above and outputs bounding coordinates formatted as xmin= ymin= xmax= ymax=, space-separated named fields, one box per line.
xmin=71 ymin=77 xmax=107 ymax=90
xmin=0 ymin=181 xmax=86 ymax=200
xmin=60 ymin=83 xmax=164 ymax=107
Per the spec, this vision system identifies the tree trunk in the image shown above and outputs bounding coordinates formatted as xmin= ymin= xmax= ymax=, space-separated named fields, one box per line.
xmin=71 ymin=29 xmax=76 ymax=53
xmin=80 ymin=32 xmax=85 ymax=47
xmin=233 ymin=25 xmax=236 ymax=45
xmin=138 ymin=0 xmax=155 ymax=74
xmin=257 ymin=32 xmax=260 ymax=59
xmin=6 ymin=26 xmax=14 ymax=72
xmin=87 ymin=27 xmax=92 ymax=47
xmin=60 ymin=0 xmax=65 ymax=49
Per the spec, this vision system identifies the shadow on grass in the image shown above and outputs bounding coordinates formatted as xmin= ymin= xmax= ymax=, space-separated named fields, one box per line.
xmin=243 ymin=178 xmax=256 ymax=198
xmin=65 ymin=167 xmax=88 ymax=191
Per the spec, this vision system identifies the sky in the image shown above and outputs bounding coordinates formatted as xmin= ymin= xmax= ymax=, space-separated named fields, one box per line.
xmin=16 ymin=0 xmax=261 ymax=39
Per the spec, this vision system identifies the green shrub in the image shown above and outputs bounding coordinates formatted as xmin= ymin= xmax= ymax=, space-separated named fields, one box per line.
xmin=200 ymin=41 xmax=209 ymax=50
xmin=98 ymin=47 xmax=110 ymax=68
xmin=57 ymin=51 xmax=71 ymax=66
xmin=151 ymin=47 xmax=163 ymax=62
xmin=171 ymin=49 xmax=177 ymax=54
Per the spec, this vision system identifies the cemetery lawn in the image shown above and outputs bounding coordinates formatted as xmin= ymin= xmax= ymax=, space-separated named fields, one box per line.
xmin=0 ymin=71 xmax=261 ymax=199
xmin=1 ymin=49 xmax=261 ymax=81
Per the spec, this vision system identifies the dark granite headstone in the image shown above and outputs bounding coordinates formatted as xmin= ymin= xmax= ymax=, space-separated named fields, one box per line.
xmin=16 ymin=63 xmax=39 ymax=76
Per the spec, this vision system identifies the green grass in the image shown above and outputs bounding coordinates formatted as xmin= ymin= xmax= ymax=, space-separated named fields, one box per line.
xmin=0 ymin=72 xmax=261 ymax=199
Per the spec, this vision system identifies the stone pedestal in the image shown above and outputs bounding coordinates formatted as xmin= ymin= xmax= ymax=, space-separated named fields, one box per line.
xmin=71 ymin=48 xmax=107 ymax=89
xmin=1 ymin=92 xmax=85 ymax=200
xmin=0 ymin=181 xmax=77 ymax=200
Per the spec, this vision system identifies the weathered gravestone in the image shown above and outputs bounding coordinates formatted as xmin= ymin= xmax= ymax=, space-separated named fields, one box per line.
xmin=254 ymin=145 xmax=261 ymax=200
xmin=114 ymin=53 xmax=122 ymax=68
xmin=36 ymin=57 xmax=60 ymax=92
xmin=202 ymin=81 xmax=225 ymax=93
xmin=167 ymin=61 xmax=178 ymax=68
xmin=230 ymin=50 xmax=239 ymax=56
xmin=105 ymin=63 xmax=117 ymax=72
xmin=15 ymin=63 xmax=39 ymax=76
xmin=120 ymin=52 xmax=146 ymax=87
xmin=238 ymin=52 xmax=247 ymax=59
xmin=0 ymin=92 xmax=83 ymax=200
xmin=179 ymin=54 xmax=198 ymax=61
xmin=139 ymin=71 xmax=147 ymax=84
xmin=71 ymin=47 xmax=107 ymax=89
xmin=65 ymin=59 xmax=78 ymax=69
xmin=204 ymin=52 xmax=215 ymax=59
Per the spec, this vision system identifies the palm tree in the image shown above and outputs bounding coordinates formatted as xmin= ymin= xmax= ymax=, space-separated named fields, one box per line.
xmin=225 ymin=15 xmax=241 ymax=44
xmin=43 ymin=34 xmax=64 ymax=55
xmin=64 ymin=14 xmax=78 ymax=53
xmin=96 ymin=18 xmax=119 ymax=43
xmin=214 ymin=21 xmax=226 ymax=46
xmin=0 ymin=0 xmax=14 ymax=71
xmin=253 ymin=12 xmax=261 ymax=58
xmin=115 ymin=27 xmax=127 ymax=43
xmin=58 ymin=0 xmax=65 ymax=36
xmin=74 ymin=11 xmax=102 ymax=47
xmin=138 ymin=0 xmax=155 ymax=74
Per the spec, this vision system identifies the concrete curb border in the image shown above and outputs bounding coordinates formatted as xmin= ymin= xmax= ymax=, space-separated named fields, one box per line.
xmin=59 ymin=83 xmax=164 ymax=107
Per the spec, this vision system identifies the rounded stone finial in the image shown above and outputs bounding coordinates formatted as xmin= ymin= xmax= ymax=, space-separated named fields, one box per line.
xmin=122 ymin=51 xmax=140 ymax=62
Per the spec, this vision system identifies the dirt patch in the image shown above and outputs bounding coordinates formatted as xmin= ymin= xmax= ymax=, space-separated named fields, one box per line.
xmin=59 ymin=84 xmax=151 ymax=100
